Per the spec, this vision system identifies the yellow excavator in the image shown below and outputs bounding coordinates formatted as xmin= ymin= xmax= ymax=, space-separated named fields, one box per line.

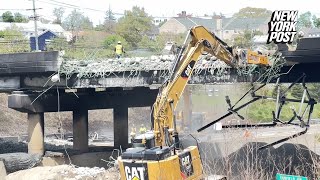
xmin=117 ymin=26 xmax=268 ymax=180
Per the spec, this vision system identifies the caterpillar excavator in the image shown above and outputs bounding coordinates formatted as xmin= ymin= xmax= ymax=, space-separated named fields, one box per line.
xmin=117 ymin=26 xmax=269 ymax=180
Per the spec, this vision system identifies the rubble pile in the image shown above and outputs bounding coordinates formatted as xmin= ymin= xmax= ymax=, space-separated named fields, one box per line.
xmin=6 ymin=165 xmax=119 ymax=180
xmin=59 ymin=55 xmax=230 ymax=79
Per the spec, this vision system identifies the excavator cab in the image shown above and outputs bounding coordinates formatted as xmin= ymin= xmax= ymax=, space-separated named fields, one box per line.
xmin=246 ymin=49 xmax=269 ymax=65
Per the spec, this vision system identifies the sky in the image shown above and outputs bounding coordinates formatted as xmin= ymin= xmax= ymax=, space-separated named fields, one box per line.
xmin=0 ymin=0 xmax=319 ymax=25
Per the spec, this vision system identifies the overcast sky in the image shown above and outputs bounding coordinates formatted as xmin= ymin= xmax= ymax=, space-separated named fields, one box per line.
xmin=1 ymin=0 xmax=319 ymax=25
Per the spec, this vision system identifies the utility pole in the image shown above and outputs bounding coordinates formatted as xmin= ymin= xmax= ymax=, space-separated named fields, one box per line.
xmin=32 ymin=0 xmax=39 ymax=51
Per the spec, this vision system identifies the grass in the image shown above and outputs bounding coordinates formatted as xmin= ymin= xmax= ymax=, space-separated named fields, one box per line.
xmin=176 ymin=84 xmax=320 ymax=124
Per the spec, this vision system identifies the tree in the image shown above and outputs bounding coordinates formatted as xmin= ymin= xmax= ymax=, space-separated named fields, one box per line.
xmin=103 ymin=34 xmax=129 ymax=49
xmin=233 ymin=7 xmax=272 ymax=18
xmin=2 ymin=11 xmax=14 ymax=22
xmin=313 ymin=16 xmax=320 ymax=28
xmin=115 ymin=6 xmax=153 ymax=48
xmin=0 ymin=27 xmax=29 ymax=53
xmin=104 ymin=6 xmax=116 ymax=33
xmin=62 ymin=10 xmax=93 ymax=36
xmin=297 ymin=12 xmax=313 ymax=29
xmin=105 ymin=7 xmax=115 ymax=21
xmin=233 ymin=30 xmax=263 ymax=48
xmin=53 ymin=7 xmax=65 ymax=24
xmin=13 ymin=12 xmax=28 ymax=23
xmin=291 ymin=83 xmax=320 ymax=102
xmin=139 ymin=32 xmax=186 ymax=54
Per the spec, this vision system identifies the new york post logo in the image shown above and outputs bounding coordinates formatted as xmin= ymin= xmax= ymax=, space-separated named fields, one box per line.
xmin=267 ymin=10 xmax=298 ymax=44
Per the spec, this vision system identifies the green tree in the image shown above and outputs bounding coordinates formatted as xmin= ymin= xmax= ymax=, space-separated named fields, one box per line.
xmin=13 ymin=12 xmax=28 ymax=23
xmin=62 ymin=10 xmax=93 ymax=35
xmin=2 ymin=11 xmax=14 ymax=22
xmin=313 ymin=16 xmax=320 ymax=28
xmin=291 ymin=83 xmax=320 ymax=102
xmin=0 ymin=27 xmax=29 ymax=53
xmin=139 ymin=32 xmax=186 ymax=54
xmin=103 ymin=34 xmax=129 ymax=49
xmin=53 ymin=7 xmax=65 ymax=24
xmin=297 ymin=11 xmax=313 ymax=29
xmin=115 ymin=6 xmax=153 ymax=48
xmin=104 ymin=7 xmax=116 ymax=33
xmin=291 ymin=84 xmax=304 ymax=99
xmin=233 ymin=7 xmax=272 ymax=18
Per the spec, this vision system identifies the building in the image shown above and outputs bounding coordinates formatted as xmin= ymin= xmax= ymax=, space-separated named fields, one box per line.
xmin=30 ymin=30 xmax=57 ymax=51
xmin=153 ymin=17 xmax=168 ymax=26
xmin=0 ymin=21 xmax=67 ymax=39
xmin=300 ymin=27 xmax=320 ymax=38
xmin=159 ymin=16 xmax=217 ymax=34
xmin=221 ymin=17 xmax=269 ymax=40
xmin=159 ymin=11 xmax=269 ymax=40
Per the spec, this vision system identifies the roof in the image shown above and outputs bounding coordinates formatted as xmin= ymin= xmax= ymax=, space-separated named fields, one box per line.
xmin=173 ymin=17 xmax=216 ymax=30
xmin=0 ymin=21 xmax=64 ymax=33
xmin=172 ymin=17 xmax=268 ymax=31
xmin=222 ymin=17 xmax=268 ymax=30
xmin=300 ymin=27 xmax=320 ymax=38
xmin=30 ymin=29 xmax=58 ymax=37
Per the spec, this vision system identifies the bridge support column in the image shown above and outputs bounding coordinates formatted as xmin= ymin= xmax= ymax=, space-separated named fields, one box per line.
xmin=28 ymin=112 xmax=44 ymax=155
xmin=73 ymin=109 xmax=89 ymax=152
xmin=114 ymin=105 xmax=128 ymax=149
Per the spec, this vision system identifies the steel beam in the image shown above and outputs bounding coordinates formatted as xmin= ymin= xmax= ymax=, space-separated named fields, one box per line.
xmin=8 ymin=88 xmax=158 ymax=113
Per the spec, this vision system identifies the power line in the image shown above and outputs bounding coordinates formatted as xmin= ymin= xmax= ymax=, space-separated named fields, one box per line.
xmin=0 ymin=9 xmax=30 ymax=11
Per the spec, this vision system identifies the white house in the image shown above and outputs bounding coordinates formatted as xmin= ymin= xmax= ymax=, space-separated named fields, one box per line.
xmin=0 ymin=21 xmax=70 ymax=40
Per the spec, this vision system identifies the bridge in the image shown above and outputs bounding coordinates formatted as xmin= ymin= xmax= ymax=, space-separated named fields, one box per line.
xmin=1 ymin=36 xmax=320 ymax=155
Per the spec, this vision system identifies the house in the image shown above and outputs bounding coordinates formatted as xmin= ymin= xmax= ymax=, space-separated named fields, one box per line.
xmin=153 ymin=17 xmax=168 ymax=26
xmin=300 ymin=27 xmax=320 ymax=38
xmin=30 ymin=30 xmax=57 ymax=51
xmin=159 ymin=11 xmax=269 ymax=40
xmin=159 ymin=16 xmax=217 ymax=34
xmin=221 ymin=17 xmax=269 ymax=40
xmin=0 ymin=21 xmax=67 ymax=39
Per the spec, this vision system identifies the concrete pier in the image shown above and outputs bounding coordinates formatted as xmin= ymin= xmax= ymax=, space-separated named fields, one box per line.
xmin=113 ymin=105 xmax=129 ymax=149
xmin=73 ymin=109 xmax=89 ymax=152
xmin=28 ymin=113 xmax=44 ymax=155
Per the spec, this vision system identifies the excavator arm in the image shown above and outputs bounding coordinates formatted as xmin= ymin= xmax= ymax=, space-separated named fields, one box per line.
xmin=153 ymin=26 xmax=242 ymax=146
xmin=119 ymin=25 xmax=268 ymax=180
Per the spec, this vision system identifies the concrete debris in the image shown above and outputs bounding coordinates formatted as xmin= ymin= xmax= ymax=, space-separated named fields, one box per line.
xmin=72 ymin=166 xmax=106 ymax=179
xmin=0 ymin=153 xmax=42 ymax=173
xmin=59 ymin=55 xmax=230 ymax=79
xmin=6 ymin=165 xmax=119 ymax=180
